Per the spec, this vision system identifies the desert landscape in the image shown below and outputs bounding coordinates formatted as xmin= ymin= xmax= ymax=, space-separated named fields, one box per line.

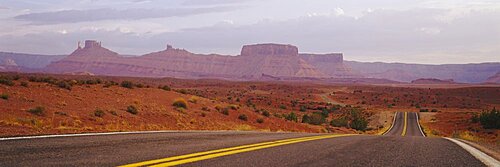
xmin=1 ymin=1 xmax=499 ymax=166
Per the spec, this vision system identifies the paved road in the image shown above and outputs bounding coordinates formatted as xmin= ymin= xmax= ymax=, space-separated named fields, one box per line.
xmin=384 ymin=112 xmax=425 ymax=137
xmin=0 ymin=112 xmax=488 ymax=167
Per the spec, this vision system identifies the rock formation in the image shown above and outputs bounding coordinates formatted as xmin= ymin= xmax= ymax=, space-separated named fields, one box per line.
xmin=300 ymin=53 xmax=358 ymax=78
xmin=44 ymin=42 xmax=333 ymax=79
xmin=484 ymin=72 xmax=500 ymax=84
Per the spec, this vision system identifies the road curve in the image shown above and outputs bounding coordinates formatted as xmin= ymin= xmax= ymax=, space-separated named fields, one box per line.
xmin=0 ymin=130 xmax=488 ymax=166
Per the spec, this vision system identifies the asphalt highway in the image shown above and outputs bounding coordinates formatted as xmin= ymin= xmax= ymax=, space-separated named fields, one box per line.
xmin=0 ymin=112 xmax=490 ymax=167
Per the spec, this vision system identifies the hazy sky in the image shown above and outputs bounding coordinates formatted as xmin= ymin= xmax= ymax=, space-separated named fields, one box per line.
xmin=0 ymin=0 xmax=499 ymax=64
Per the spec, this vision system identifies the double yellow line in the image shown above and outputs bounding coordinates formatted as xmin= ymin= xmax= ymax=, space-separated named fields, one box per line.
xmin=401 ymin=112 xmax=408 ymax=136
xmin=119 ymin=134 xmax=354 ymax=167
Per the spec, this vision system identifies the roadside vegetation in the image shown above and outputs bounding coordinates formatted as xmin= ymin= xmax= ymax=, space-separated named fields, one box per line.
xmin=472 ymin=108 xmax=499 ymax=129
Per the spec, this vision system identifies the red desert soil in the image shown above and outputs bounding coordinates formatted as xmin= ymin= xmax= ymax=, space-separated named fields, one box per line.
xmin=0 ymin=73 xmax=498 ymax=145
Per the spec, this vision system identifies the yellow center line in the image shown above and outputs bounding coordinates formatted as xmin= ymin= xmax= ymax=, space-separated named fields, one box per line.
xmin=119 ymin=134 xmax=355 ymax=167
xmin=401 ymin=112 xmax=408 ymax=136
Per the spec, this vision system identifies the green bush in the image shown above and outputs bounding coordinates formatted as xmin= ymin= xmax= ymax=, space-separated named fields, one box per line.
xmin=351 ymin=117 xmax=368 ymax=131
xmin=126 ymin=105 xmax=138 ymax=115
xmin=279 ymin=105 xmax=287 ymax=109
xmin=28 ymin=106 xmax=45 ymax=116
xmin=478 ymin=108 xmax=499 ymax=129
xmin=330 ymin=117 xmax=348 ymax=127
xmin=238 ymin=114 xmax=248 ymax=121
xmin=431 ymin=109 xmax=438 ymax=112
xmin=94 ymin=109 xmax=105 ymax=117
xmin=173 ymin=98 xmax=188 ymax=109
xmin=284 ymin=112 xmax=298 ymax=122
xmin=121 ymin=81 xmax=134 ymax=89
xmin=302 ymin=114 xmax=311 ymax=123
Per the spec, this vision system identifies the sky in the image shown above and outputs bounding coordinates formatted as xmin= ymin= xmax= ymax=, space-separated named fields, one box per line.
xmin=0 ymin=0 xmax=499 ymax=64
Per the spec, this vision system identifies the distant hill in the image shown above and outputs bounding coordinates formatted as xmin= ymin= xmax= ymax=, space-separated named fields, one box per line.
xmin=2 ymin=41 xmax=499 ymax=83
xmin=345 ymin=61 xmax=500 ymax=83
xmin=411 ymin=78 xmax=458 ymax=84
xmin=0 ymin=52 xmax=65 ymax=68
xmin=484 ymin=72 xmax=500 ymax=84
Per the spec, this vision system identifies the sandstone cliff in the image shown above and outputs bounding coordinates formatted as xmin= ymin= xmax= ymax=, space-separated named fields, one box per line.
xmin=484 ymin=72 xmax=500 ymax=84
xmin=299 ymin=53 xmax=358 ymax=78
xmin=44 ymin=42 xmax=331 ymax=79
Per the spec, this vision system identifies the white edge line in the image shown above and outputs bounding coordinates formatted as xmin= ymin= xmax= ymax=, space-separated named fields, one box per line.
xmin=445 ymin=137 xmax=500 ymax=167
xmin=415 ymin=112 xmax=426 ymax=137
xmin=0 ymin=130 xmax=242 ymax=141
xmin=382 ymin=112 xmax=398 ymax=135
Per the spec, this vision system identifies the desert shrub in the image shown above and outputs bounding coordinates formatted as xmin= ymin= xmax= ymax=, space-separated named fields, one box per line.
xmin=471 ymin=114 xmax=479 ymax=123
xmin=279 ymin=105 xmax=287 ymax=109
xmin=256 ymin=118 xmax=264 ymax=123
xmin=0 ymin=77 xmax=14 ymax=86
xmin=188 ymin=96 xmax=198 ymax=104
xmin=351 ymin=116 xmax=368 ymax=131
xmin=229 ymin=104 xmax=239 ymax=110
xmin=103 ymin=81 xmax=114 ymax=88
xmin=12 ymin=75 xmax=20 ymax=80
xmin=57 ymin=81 xmax=72 ymax=90
xmin=135 ymin=83 xmax=144 ymax=88
xmin=201 ymin=106 xmax=210 ymax=111
xmin=284 ymin=112 xmax=298 ymax=122
xmin=420 ymin=109 xmax=429 ymax=112
xmin=262 ymin=110 xmax=270 ymax=117
xmin=176 ymin=89 xmax=188 ymax=94
xmin=28 ymin=106 xmax=45 ymax=116
xmin=302 ymin=114 xmax=311 ymax=123
xmin=159 ymin=85 xmax=171 ymax=91
xmin=20 ymin=81 xmax=29 ymax=87
xmin=94 ymin=109 xmax=105 ymax=117
xmin=478 ymin=108 xmax=500 ymax=129
xmin=299 ymin=105 xmax=307 ymax=112
xmin=1 ymin=93 xmax=9 ymax=100
xmin=28 ymin=76 xmax=57 ymax=84
xmin=431 ymin=109 xmax=438 ymax=112
xmin=222 ymin=107 xmax=230 ymax=115
xmin=238 ymin=114 xmax=248 ymax=121
xmin=121 ymin=81 xmax=134 ymax=89
xmin=126 ymin=105 xmax=138 ymax=115
xmin=307 ymin=112 xmax=327 ymax=125
xmin=330 ymin=117 xmax=348 ymax=127
xmin=172 ymin=98 xmax=188 ymax=109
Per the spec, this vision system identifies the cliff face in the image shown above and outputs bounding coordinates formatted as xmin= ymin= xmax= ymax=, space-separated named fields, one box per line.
xmin=299 ymin=53 xmax=358 ymax=78
xmin=44 ymin=42 xmax=333 ymax=79
xmin=237 ymin=44 xmax=326 ymax=78
xmin=484 ymin=72 xmax=500 ymax=83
